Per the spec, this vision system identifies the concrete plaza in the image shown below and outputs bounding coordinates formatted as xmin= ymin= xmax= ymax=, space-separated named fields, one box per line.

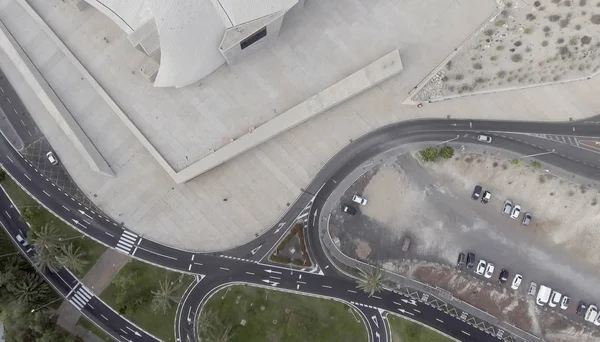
xmin=1 ymin=0 xmax=599 ymax=251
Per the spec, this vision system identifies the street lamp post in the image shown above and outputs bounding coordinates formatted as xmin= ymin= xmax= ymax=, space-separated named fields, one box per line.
xmin=437 ymin=134 xmax=460 ymax=146
xmin=31 ymin=297 xmax=62 ymax=312
xmin=58 ymin=235 xmax=84 ymax=242
xmin=521 ymin=149 xmax=555 ymax=159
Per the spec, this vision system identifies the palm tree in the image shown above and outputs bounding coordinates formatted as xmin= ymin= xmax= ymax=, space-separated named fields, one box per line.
xmin=30 ymin=223 xmax=61 ymax=255
xmin=32 ymin=248 xmax=61 ymax=272
xmin=355 ymin=266 xmax=386 ymax=297
xmin=205 ymin=324 xmax=234 ymax=342
xmin=11 ymin=272 xmax=50 ymax=304
xmin=151 ymin=276 xmax=182 ymax=314
xmin=196 ymin=307 xmax=218 ymax=335
xmin=56 ymin=243 xmax=88 ymax=274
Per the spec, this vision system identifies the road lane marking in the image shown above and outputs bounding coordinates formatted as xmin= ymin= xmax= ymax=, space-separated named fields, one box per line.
xmin=134 ymin=246 xmax=177 ymax=260
xmin=6 ymin=98 xmax=10 ymax=103
xmin=104 ymin=232 xmax=115 ymax=237
xmin=188 ymin=264 xmax=192 ymax=271
xmin=193 ymin=262 xmax=203 ymax=266
xmin=321 ymin=285 xmax=332 ymax=289
xmin=297 ymin=281 xmax=306 ymax=284
xmin=13 ymin=108 xmax=17 ymax=114
xmin=120 ymin=329 xmax=128 ymax=334
xmin=219 ymin=267 xmax=230 ymax=271
xmin=42 ymin=190 xmax=51 ymax=197
xmin=191 ymin=255 xmax=195 ymax=261
xmin=413 ymin=309 xmax=421 ymax=313
xmin=347 ymin=289 xmax=357 ymax=293
xmin=62 ymin=205 xmax=70 ymax=212
xmin=101 ymin=314 xmax=108 ymax=320
xmin=296 ymin=284 xmax=300 ymax=289
xmin=23 ymin=174 xmax=31 ymax=181
xmin=372 ymin=295 xmax=382 ymax=299
xmin=20 ymin=119 xmax=25 ymax=126
xmin=245 ymin=272 xmax=255 ymax=275
xmin=393 ymin=302 xmax=402 ymax=306
xmin=461 ymin=331 xmax=470 ymax=336
xmin=27 ymin=131 xmax=32 ymax=137
xmin=269 ymin=276 xmax=280 ymax=280
xmin=4 ymin=211 xmax=10 ymax=219
xmin=6 ymin=155 xmax=13 ymax=163
xmin=0 ymin=86 xmax=3 ymax=92
xmin=436 ymin=318 xmax=444 ymax=323
xmin=83 ymin=219 xmax=90 ymax=225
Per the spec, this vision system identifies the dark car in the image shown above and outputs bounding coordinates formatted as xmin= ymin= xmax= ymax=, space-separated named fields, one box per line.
xmin=471 ymin=185 xmax=482 ymax=200
xmin=466 ymin=253 xmax=475 ymax=268
xmin=577 ymin=301 xmax=588 ymax=316
xmin=341 ymin=204 xmax=356 ymax=215
xmin=457 ymin=253 xmax=466 ymax=266
xmin=498 ymin=269 xmax=509 ymax=283
xmin=522 ymin=213 xmax=532 ymax=226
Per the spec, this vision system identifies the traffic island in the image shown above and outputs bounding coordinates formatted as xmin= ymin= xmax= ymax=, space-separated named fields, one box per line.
xmin=269 ymin=222 xmax=312 ymax=267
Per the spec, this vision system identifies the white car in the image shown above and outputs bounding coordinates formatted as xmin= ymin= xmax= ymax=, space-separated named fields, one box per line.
xmin=351 ymin=195 xmax=367 ymax=206
xmin=477 ymin=134 xmax=492 ymax=143
xmin=475 ymin=260 xmax=486 ymax=276
xmin=510 ymin=204 xmax=521 ymax=219
xmin=46 ymin=151 xmax=58 ymax=165
xmin=560 ymin=296 xmax=570 ymax=310
xmin=595 ymin=310 xmax=600 ymax=326
xmin=585 ymin=305 xmax=598 ymax=323
xmin=548 ymin=290 xmax=562 ymax=308
xmin=484 ymin=262 xmax=495 ymax=278
xmin=510 ymin=274 xmax=522 ymax=290
xmin=16 ymin=234 xmax=29 ymax=247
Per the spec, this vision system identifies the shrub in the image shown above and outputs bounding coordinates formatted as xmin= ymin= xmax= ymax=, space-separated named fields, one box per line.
xmin=530 ymin=160 xmax=542 ymax=169
xmin=510 ymin=158 xmax=520 ymax=165
xmin=439 ymin=146 xmax=455 ymax=159
xmin=420 ymin=147 xmax=438 ymax=162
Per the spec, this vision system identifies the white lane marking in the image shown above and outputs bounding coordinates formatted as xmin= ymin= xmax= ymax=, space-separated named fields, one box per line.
xmin=4 ymin=211 xmax=11 ymax=219
xmin=321 ymin=285 xmax=332 ymax=289
xmin=62 ymin=205 xmax=70 ymax=212
xmin=101 ymin=314 xmax=108 ymax=320
xmin=104 ymin=231 xmax=115 ymax=237
xmin=42 ymin=190 xmax=51 ymax=197
xmin=372 ymin=295 xmax=382 ymax=299
xmin=219 ymin=267 xmax=230 ymax=271
xmin=0 ymin=86 xmax=3 ymax=92
xmin=191 ymin=255 xmax=195 ymax=261
xmin=134 ymin=246 xmax=177 ymax=260
xmin=83 ymin=219 xmax=90 ymax=225
xmin=461 ymin=331 xmax=470 ymax=336
xmin=188 ymin=264 xmax=192 ymax=271
xmin=120 ymin=329 xmax=128 ymax=334
xmin=27 ymin=130 xmax=32 ymax=136
xmin=436 ymin=318 xmax=444 ymax=323
xmin=393 ymin=301 xmax=402 ymax=306
xmin=6 ymin=155 xmax=13 ymax=163
xmin=6 ymin=98 xmax=10 ymax=103
xmin=269 ymin=276 xmax=281 ymax=280
xmin=245 ymin=272 xmax=255 ymax=275
xmin=193 ymin=262 xmax=203 ymax=266
xmin=347 ymin=289 xmax=357 ymax=293
xmin=297 ymin=281 xmax=306 ymax=284
xmin=13 ymin=108 xmax=17 ymax=114
xmin=137 ymin=238 xmax=143 ymax=245
xmin=23 ymin=174 xmax=31 ymax=181
xmin=297 ymin=284 xmax=300 ymax=289
xmin=413 ymin=309 xmax=421 ymax=313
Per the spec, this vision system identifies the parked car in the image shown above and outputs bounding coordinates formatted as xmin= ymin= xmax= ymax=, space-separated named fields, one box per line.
xmin=577 ymin=301 xmax=588 ymax=316
xmin=352 ymin=195 xmax=368 ymax=205
xmin=341 ymin=204 xmax=356 ymax=215
xmin=401 ymin=237 xmax=411 ymax=252
xmin=477 ymin=134 xmax=492 ymax=143
xmin=502 ymin=200 xmax=513 ymax=215
xmin=484 ymin=262 xmax=495 ymax=279
xmin=560 ymin=296 xmax=570 ymax=310
xmin=521 ymin=212 xmax=532 ymax=226
xmin=472 ymin=185 xmax=482 ymax=200
xmin=511 ymin=274 xmax=523 ymax=290
xmin=498 ymin=269 xmax=509 ymax=283
xmin=481 ymin=190 xmax=492 ymax=204
xmin=549 ymin=290 xmax=562 ymax=308
xmin=595 ymin=311 xmax=600 ymax=326
xmin=457 ymin=253 xmax=466 ymax=266
xmin=475 ymin=260 xmax=486 ymax=275
xmin=527 ymin=282 xmax=537 ymax=296
xmin=585 ymin=305 xmax=598 ymax=323
xmin=466 ymin=253 xmax=476 ymax=268
xmin=15 ymin=234 xmax=28 ymax=247
xmin=46 ymin=151 xmax=59 ymax=165
xmin=510 ymin=204 xmax=522 ymax=219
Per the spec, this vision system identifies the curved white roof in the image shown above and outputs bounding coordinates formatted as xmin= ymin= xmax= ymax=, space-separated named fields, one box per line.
xmin=84 ymin=0 xmax=297 ymax=87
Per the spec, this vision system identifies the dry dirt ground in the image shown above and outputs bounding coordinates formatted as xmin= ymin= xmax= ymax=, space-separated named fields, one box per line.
xmin=414 ymin=0 xmax=600 ymax=101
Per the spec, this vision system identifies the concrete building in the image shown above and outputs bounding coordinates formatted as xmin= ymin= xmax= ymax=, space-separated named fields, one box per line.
xmin=79 ymin=0 xmax=301 ymax=87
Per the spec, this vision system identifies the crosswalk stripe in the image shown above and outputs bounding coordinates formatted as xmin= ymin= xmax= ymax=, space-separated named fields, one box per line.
xmin=79 ymin=289 xmax=92 ymax=301
xmin=121 ymin=236 xmax=137 ymax=244
xmin=116 ymin=246 xmax=131 ymax=253
xmin=117 ymin=242 xmax=133 ymax=251
xmin=74 ymin=292 xmax=88 ymax=303
xmin=69 ymin=299 xmax=83 ymax=310
xmin=71 ymin=296 xmax=85 ymax=308
xmin=122 ymin=231 xmax=138 ymax=239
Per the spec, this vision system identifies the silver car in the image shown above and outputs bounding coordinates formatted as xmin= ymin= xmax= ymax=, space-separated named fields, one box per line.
xmin=527 ymin=282 xmax=537 ymax=296
xmin=477 ymin=134 xmax=492 ymax=143
xmin=502 ymin=200 xmax=513 ymax=215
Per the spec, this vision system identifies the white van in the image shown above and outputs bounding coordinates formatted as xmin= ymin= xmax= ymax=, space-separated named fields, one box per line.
xmin=536 ymin=285 xmax=552 ymax=306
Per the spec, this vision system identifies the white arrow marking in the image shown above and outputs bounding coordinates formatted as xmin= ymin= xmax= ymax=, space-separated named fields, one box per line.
xmin=273 ymin=222 xmax=286 ymax=234
xmin=397 ymin=308 xmax=414 ymax=316
xmin=187 ymin=306 xmax=192 ymax=322
xmin=250 ymin=245 xmax=262 ymax=255
xmin=125 ymin=326 xmax=142 ymax=337
xmin=371 ymin=316 xmax=379 ymax=328
xmin=71 ymin=219 xmax=87 ymax=229
xmin=375 ymin=331 xmax=380 ymax=342
xmin=312 ymin=210 xmax=318 ymax=226
xmin=401 ymin=298 xmax=417 ymax=306
xmin=78 ymin=209 xmax=93 ymax=220
xmin=264 ymin=269 xmax=282 ymax=274
xmin=261 ymin=279 xmax=279 ymax=287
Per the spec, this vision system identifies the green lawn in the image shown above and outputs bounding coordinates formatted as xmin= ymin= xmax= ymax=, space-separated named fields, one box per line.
xmin=77 ymin=316 xmax=113 ymax=342
xmin=1 ymin=178 xmax=106 ymax=277
xmin=387 ymin=314 xmax=453 ymax=342
xmin=199 ymin=285 xmax=368 ymax=342
xmin=100 ymin=260 xmax=192 ymax=342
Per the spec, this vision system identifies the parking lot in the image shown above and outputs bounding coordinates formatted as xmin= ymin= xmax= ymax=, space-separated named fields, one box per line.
xmin=329 ymin=152 xmax=600 ymax=339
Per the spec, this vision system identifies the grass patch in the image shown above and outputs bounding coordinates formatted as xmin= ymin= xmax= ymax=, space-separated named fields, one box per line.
xmin=100 ymin=260 xmax=192 ymax=342
xmin=1 ymin=178 xmax=106 ymax=277
xmin=388 ymin=315 xmax=453 ymax=342
xmin=199 ymin=285 xmax=367 ymax=342
xmin=77 ymin=317 xmax=113 ymax=342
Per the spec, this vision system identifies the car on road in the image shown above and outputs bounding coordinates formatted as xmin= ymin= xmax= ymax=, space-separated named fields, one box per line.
xmin=549 ymin=290 xmax=562 ymax=308
xmin=577 ymin=301 xmax=588 ymax=316
xmin=484 ymin=262 xmax=495 ymax=278
xmin=475 ymin=260 xmax=486 ymax=275
xmin=481 ymin=190 xmax=492 ymax=204
xmin=352 ymin=195 xmax=367 ymax=205
xmin=498 ymin=269 xmax=509 ymax=283
xmin=585 ymin=305 xmax=598 ymax=323
xmin=341 ymin=204 xmax=356 ymax=215
xmin=457 ymin=253 xmax=466 ymax=266
xmin=477 ymin=134 xmax=492 ymax=143
xmin=510 ymin=204 xmax=521 ymax=219
xmin=472 ymin=185 xmax=482 ymax=200
xmin=560 ymin=296 xmax=570 ymax=310
xmin=46 ymin=151 xmax=58 ymax=165
xmin=527 ymin=282 xmax=537 ymax=296
xmin=522 ymin=212 xmax=532 ymax=226
xmin=511 ymin=274 xmax=523 ymax=290
xmin=502 ymin=200 xmax=513 ymax=215
xmin=15 ymin=234 xmax=28 ymax=247
xmin=466 ymin=253 xmax=475 ymax=268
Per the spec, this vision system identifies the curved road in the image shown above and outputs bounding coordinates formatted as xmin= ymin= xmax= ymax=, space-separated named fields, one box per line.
xmin=1 ymin=118 xmax=600 ymax=342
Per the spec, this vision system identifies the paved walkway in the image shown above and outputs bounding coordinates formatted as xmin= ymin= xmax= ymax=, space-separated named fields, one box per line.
xmin=56 ymin=249 xmax=130 ymax=341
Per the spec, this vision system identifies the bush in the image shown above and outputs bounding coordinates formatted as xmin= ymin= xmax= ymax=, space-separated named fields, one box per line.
xmin=270 ymin=254 xmax=291 ymax=264
xmin=510 ymin=158 xmax=520 ymax=165
xmin=419 ymin=147 xmax=438 ymax=162
xmin=530 ymin=160 xmax=542 ymax=169
xmin=438 ymin=146 xmax=454 ymax=159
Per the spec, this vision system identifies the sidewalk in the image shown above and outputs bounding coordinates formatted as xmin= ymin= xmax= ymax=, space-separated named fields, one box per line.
xmin=317 ymin=142 xmax=542 ymax=342
xmin=57 ymin=249 xmax=130 ymax=341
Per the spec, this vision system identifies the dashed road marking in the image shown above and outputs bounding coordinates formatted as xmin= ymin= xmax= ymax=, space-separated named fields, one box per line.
xmin=42 ymin=190 xmax=50 ymax=197
xmin=436 ymin=318 xmax=444 ymax=323
xmin=23 ymin=174 xmax=31 ymax=181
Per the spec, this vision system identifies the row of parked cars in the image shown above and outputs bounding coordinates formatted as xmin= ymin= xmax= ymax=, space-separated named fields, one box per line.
xmin=457 ymin=252 xmax=523 ymax=290
xmin=471 ymin=185 xmax=532 ymax=226
xmin=341 ymin=194 xmax=368 ymax=215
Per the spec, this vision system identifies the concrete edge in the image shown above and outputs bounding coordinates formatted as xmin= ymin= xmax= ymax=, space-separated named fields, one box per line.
xmin=0 ymin=20 xmax=114 ymax=177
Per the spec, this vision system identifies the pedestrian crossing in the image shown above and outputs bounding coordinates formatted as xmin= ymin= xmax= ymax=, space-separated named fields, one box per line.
xmin=115 ymin=230 xmax=138 ymax=255
xmin=69 ymin=285 xmax=93 ymax=311
xmin=544 ymin=134 xmax=580 ymax=147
